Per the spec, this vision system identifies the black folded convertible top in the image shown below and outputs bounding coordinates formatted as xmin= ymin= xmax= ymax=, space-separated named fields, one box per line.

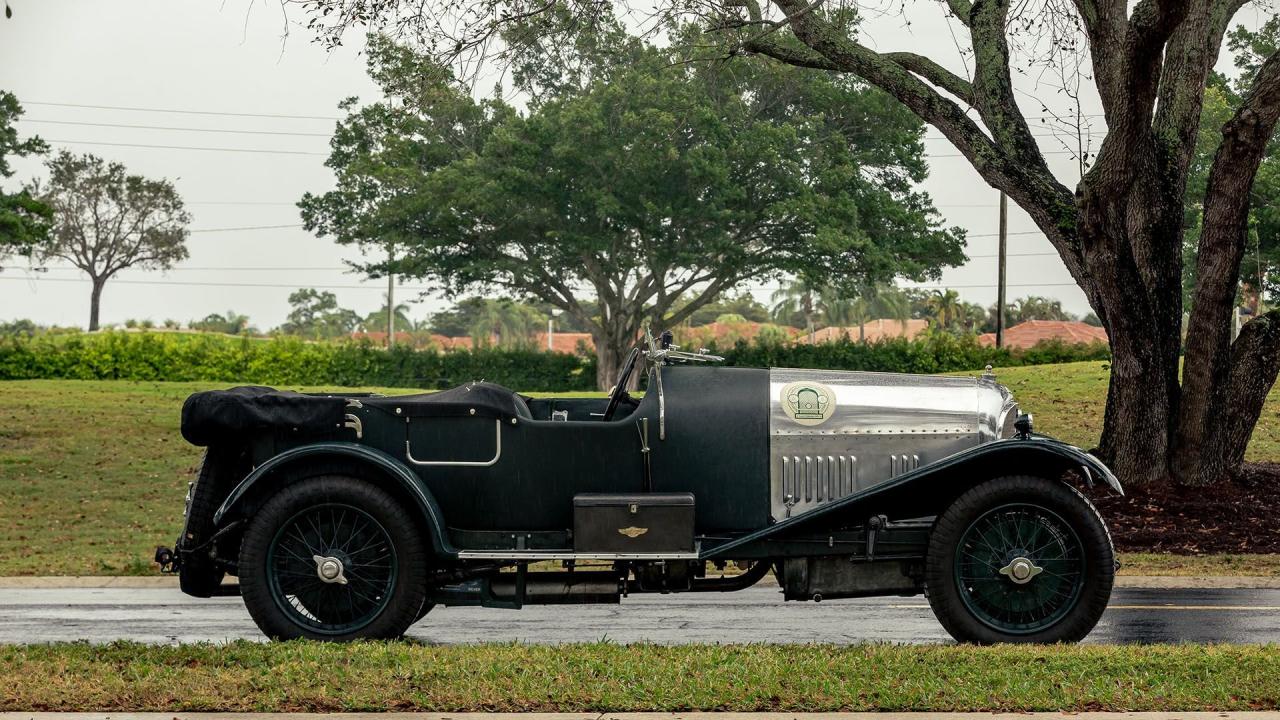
xmin=181 ymin=386 xmax=349 ymax=447
xmin=181 ymin=382 xmax=529 ymax=447
xmin=363 ymin=382 xmax=530 ymax=420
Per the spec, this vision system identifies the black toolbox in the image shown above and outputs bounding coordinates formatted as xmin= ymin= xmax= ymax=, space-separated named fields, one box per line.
xmin=572 ymin=493 xmax=695 ymax=553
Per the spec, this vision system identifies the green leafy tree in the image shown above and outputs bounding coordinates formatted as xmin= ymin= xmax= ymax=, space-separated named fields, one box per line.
xmin=1183 ymin=22 xmax=1280 ymax=314
xmin=832 ymin=283 xmax=910 ymax=342
xmin=293 ymin=0 xmax=1280 ymax=485
xmin=190 ymin=311 xmax=253 ymax=335
xmin=431 ymin=296 xmax=549 ymax=337
xmin=684 ymin=292 xmax=770 ymax=326
xmin=466 ymin=298 xmax=547 ymax=348
xmin=361 ymin=294 xmax=414 ymax=335
xmin=0 ymin=91 xmax=51 ymax=262
xmin=300 ymin=29 xmax=964 ymax=388
xmin=30 ymin=152 xmax=189 ymax=331
xmin=986 ymin=295 xmax=1078 ymax=331
xmin=279 ymin=289 xmax=361 ymax=339
xmin=770 ymin=279 xmax=821 ymax=338
xmin=925 ymin=290 xmax=964 ymax=332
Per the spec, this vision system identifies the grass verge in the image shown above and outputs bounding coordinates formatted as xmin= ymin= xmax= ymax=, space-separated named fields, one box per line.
xmin=2 ymin=641 xmax=1277 ymax=712
xmin=1117 ymin=553 xmax=1280 ymax=576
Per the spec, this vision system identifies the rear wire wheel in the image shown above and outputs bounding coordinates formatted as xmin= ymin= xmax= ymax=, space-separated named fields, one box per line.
xmin=925 ymin=475 xmax=1114 ymax=644
xmin=239 ymin=475 xmax=429 ymax=641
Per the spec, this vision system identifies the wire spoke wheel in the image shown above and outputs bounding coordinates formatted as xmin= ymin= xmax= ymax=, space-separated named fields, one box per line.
xmin=953 ymin=502 xmax=1085 ymax=635
xmin=266 ymin=502 xmax=397 ymax=635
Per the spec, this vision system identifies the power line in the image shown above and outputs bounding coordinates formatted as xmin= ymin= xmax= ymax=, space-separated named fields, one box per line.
xmin=22 ymin=101 xmax=342 ymax=121
xmin=25 ymin=118 xmax=332 ymax=138
xmin=189 ymin=224 xmax=304 ymax=233
xmin=47 ymin=139 xmax=327 ymax=156
xmin=0 ymin=276 xmax=415 ymax=291
xmin=29 ymin=265 xmax=350 ymax=272
xmin=187 ymin=201 xmax=300 ymax=206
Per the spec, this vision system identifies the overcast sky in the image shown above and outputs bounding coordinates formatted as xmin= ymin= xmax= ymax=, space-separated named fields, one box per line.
xmin=0 ymin=1 xmax=1260 ymax=330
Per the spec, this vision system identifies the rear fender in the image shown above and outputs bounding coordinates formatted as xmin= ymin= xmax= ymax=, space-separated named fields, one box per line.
xmin=704 ymin=437 xmax=1120 ymax=559
xmin=211 ymin=441 xmax=456 ymax=558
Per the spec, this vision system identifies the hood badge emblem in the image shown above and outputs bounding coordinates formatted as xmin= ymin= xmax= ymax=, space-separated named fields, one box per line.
xmin=781 ymin=381 xmax=836 ymax=426
xmin=618 ymin=526 xmax=649 ymax=538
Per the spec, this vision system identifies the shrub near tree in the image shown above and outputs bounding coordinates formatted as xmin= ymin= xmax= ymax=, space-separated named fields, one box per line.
xmin=300 ymin=24 xmax=965 ymax=390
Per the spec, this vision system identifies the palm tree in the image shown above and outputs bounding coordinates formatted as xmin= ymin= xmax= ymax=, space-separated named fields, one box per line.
xmin=771 ymin=278 xmax=819 ymax=341
xmin=468 ymin=298 xmax=545 ymax=348
xmin=926 ymin=289 xmax=964 ymax=331
xmin=824 ymin=283 xmax=910 ymax=342
xmin=362 ymin=293 xmax=413 ymax=336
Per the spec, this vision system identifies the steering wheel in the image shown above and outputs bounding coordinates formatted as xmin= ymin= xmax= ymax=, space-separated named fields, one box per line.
xmin=601 ymin=347 xmax=642 ymax=421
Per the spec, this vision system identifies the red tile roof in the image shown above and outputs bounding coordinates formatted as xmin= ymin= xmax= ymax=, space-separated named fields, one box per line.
xmin=794 ymin=318 xmax=929 ymax=345
xmin=532 ymin=332 xmax=595 ymax=354
xmin=676 ymin=321 xmax=800 ymax=347
xmin=977 ymin=320 xmax=1109 ymax=349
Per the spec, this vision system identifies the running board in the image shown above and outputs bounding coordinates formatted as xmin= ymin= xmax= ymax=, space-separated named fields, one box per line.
xmin=456 ymin=550 xmax=699 ymax=561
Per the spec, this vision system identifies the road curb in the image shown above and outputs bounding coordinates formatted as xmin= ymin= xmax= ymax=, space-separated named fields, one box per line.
xmin=0 ymin=574 xmax=1278 ymax=589
xmin=2 ymin=707 xmax=1280 ymax=712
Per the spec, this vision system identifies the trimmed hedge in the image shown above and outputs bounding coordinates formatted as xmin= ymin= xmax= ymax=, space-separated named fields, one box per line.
xmin=0 ymin=330 xmax=1110 ymax=391
xmin=0 ymin=333 xmax=596 ymax=391
xmin=717 ymin=332 xmax=1111 ymax=374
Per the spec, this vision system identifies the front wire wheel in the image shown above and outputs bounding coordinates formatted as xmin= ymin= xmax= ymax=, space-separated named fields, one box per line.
xmin=239 ymin=476 xmax=429 ymax=641
xmin=925 ymin=475 xmax=1114 ymax=644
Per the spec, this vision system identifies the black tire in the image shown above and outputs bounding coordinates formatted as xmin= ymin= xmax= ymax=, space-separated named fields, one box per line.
xmin=925 ymin=475 xmax=1114 ymax=644
xmin=239 ymin=475 xmax=429 ymax=641
xmin=177 ymin=446 xmax=245 ymax=597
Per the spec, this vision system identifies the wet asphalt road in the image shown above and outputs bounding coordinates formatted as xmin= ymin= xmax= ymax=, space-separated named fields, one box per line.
xmin=0 ymin=586 xmax=1277 ymax=644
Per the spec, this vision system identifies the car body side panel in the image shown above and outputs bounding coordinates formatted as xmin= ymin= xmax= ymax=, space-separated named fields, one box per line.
xmin=398 ymin=398 xmax=653 ymax=533
xmin=649 ymin=366 xmax=771 ymax=533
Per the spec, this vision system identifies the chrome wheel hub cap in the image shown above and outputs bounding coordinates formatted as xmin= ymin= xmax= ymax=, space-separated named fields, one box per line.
xmin=998 ymin=556 xmax=1043 ymax=585
xmin=312 ymin=554 xmax=348 ymax=585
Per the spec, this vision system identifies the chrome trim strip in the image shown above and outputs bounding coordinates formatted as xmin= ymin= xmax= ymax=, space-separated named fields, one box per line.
xmin=405 ymin=419 xmax=502 ymax=467
xmin=456 ymin=550 xmax=699 ymax=560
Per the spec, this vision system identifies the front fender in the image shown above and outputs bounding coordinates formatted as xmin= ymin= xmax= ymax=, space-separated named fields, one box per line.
xmin=704 ymin=436 xmax=1121 ymax=559
xmin=212 ymin=441 xmax=457 ymax=558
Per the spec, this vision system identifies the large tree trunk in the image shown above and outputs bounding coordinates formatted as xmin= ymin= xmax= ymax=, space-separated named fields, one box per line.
xmin=88 ymin=276 xmax=105 ymax=332
xmin=1173 ymin=55 xmax=1280 ymax=485
xmin=594 ymin=339 xmax=621 ymax=391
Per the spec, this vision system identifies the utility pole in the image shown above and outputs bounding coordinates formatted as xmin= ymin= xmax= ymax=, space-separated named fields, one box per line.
xmin=547 ymin=315 xmax=554 ymax=351
xmin=996 ymin=191 xmax=1008 ymax=348
xmin=386 ymin=249 xmax=395 ymax=349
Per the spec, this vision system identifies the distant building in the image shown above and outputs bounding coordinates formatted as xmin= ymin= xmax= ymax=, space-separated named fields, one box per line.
xmin=794 ymin=318 xmax=929 ymax=345
xmin=533 ymin=331 xmax=594 ymax=355
xmin=977 ymin=320 xmax=1109 ymax=349
xmin=676 ymin=320 xmax=800 ymax=348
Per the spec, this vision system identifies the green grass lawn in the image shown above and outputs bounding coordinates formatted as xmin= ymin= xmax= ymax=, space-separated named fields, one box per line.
xmin=2 ymin=641 xmax=1277 ymax=711
xmin=1 ymin=361 xmax=1278 ymax=576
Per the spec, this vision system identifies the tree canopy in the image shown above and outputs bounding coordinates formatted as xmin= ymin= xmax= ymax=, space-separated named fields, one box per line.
xmin=31 ymin=151 xmax=189 ymax=331
xmin=300 ymin=27 xmax=964 ymax=387
xmin=279 ymin=288 xmax=362 ymax=339
xmin=0 ymin=91 xmax=51 ymax=263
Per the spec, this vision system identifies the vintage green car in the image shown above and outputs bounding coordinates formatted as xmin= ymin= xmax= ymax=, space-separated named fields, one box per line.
xmin=159 ymin=331 xmax=1120 ymax=644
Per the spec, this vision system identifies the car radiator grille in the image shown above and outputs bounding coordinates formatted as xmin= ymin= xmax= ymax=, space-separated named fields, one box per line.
xmin=781 ymin=455 xmax=859 ymax=506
